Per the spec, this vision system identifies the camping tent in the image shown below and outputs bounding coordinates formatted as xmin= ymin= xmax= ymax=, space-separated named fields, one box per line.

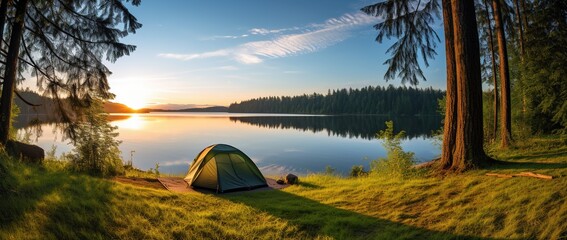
xmin=184 ymin=144 xmax=267 ymax=192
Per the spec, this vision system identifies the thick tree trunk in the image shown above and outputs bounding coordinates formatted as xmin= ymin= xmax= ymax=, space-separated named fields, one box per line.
xmin=0 ymin=0 xmax=28 ymax=145
xmin=491 ymin=0 xmax=512 ymax=148
xmin=449 ymin=0 xmax=488 ymax=171
xmin=438 ymin=0 xmax=457 ymax=170
xmin=483 ymin=0 xmax=498 ymax=141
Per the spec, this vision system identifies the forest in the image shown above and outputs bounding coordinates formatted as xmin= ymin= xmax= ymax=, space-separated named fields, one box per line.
xmin=228 ymin=85 xmax=444 ymax=115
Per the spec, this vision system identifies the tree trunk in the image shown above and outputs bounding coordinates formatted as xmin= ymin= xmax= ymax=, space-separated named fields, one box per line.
xmin=0 ymin=0 xmax=10 ymax=50
xmin=449 ymin=0 xmax=488 ymax=171
xmin=513 ymin=0 xmax=526 ymax=59
xmin=519 ymin=0 xmax=529 ymax=33
xmin=515 ymin=0 xmax=528 ymax=115
xmin=483 ymin=0 xmax=498 ymax=141
xmin=491 ymin=0 xmax=512 ymax=148
xmin=0 ymin=0 xmax=28 ymax=145
xmin=438 ymin=0 xmax=457 ymax=170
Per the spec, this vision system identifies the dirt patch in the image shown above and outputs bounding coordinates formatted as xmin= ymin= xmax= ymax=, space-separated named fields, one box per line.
xmin=114 ymin=176 xmax=290 ymax=193
xmin=113 ymin=176 xmax=166 ymax=190
xmin=157 ymin=177 xmax=290 ymax=194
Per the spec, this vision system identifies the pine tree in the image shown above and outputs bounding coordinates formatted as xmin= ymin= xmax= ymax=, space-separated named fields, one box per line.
xmin=363 ymin=0 xmax=491 ymax=171
xmin=0 ymin=0 xmax=142 ymax=145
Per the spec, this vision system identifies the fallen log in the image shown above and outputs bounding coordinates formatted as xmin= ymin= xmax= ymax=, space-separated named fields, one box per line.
xmin=485 ymin=173 xmax=514 ymax=178
xmin=515 ymin=172 xmax=554 ymax=180
xmin=485 ymin=171 xmax=554 ymax=180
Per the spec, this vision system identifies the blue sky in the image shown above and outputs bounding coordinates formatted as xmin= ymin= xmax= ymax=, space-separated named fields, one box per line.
xmin=107 ymin=0 xmax=447 ymax=109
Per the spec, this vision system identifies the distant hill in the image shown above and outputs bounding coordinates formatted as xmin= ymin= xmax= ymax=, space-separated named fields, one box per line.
xmin=15 ymin=90 xmax=228 ymax=115
xmin=14 ymin=91 xmax=147 ymax=115
xmin=142 ymin=106 xmax=228 ymax=113
xmin=104 ymin=102 xmax=149 ymax=113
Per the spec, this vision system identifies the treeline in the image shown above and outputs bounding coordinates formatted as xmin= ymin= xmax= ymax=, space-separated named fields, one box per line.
xmin=229 ymin=115 xmax=442 ymax=140
xmin=229 ymin=85 xmax=444 ymax=115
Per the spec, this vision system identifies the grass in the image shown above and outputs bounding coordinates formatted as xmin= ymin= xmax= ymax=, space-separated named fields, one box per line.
xmin=1 ymin=136 xmax=566 ymax=239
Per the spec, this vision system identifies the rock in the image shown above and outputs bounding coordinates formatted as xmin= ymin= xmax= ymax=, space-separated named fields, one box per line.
xmin=6 ymin=140 xmax=45 ymax=164
xmin=285 ymin=173 xmax=299 ymax=185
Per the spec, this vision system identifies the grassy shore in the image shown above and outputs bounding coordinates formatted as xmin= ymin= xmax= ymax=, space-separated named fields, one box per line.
xmin=1 ymin=136 xmax=566 ymax=239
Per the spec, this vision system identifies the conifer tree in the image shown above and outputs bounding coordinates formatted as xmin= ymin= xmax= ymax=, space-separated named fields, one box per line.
xmin=362 ymin=0 xmax=491 ymax=171
xmin=0 ymin=0 xmax=142 ymax=145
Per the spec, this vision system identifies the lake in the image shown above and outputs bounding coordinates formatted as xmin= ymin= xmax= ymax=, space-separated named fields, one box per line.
xmin=19 ymin=113 xmax=442 ymax=176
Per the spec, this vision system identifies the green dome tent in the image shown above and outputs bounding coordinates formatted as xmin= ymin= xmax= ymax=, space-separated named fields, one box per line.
xmin=184 ymin=144 xmax=267 ymax=193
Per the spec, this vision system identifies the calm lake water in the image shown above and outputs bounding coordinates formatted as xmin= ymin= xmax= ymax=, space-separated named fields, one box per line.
xmin=19 ymin=113 xmax=442 ymax=176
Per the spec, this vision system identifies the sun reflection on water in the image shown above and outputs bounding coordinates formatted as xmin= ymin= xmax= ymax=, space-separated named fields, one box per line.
xmin=112 ymin=114 xmax=145 ymax=130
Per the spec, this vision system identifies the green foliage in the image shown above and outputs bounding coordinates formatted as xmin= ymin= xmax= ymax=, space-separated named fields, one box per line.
xmin=8 ymin=101 xmax=20 ymax=140
xmin=520 ymin=0 xmax=567 ymax=134
xmin=229 ymin=85 xmax=444 ymax=115
xmin=361 ymin=0 xmax=441 ymax=85
xmin=324 ymin=165 xmax=336 ymax=175
xmin=371 ymin=121 xmax=417 ymax=179
xmin=68 ymin=100 xmax=123 ymax=177
xmin=436 ymin=96 xmax=446 ymax=117
xmin=0 ymin=136 xmax=565 ymax=239
xmin=148 ymin=163 xmax=160 ymax=178
xmin=349 ymin=165 xmax=367 ymax=177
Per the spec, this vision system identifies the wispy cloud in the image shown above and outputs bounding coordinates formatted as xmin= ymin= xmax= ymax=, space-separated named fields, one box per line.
xmin=248 ymin=26 xmax=300 ymax=36
xmin=159 ymin=159 xmax=190 ymax=166
xmin=204 ymin=27 xmax=300 ymax=40
xmin=204 ymin=34 xmax=250 ymax=40
xmin=159 ymin=12 xmax=377 ymax=64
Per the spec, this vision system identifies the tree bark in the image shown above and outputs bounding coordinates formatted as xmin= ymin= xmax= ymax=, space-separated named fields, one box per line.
xmin=438 ymin=0 xmax=457 ymax=170
xmin=513 ymin=0 xmax=526 ymax=59
xmin=519 ymin=0 xmax=529 ymax=33
xmin=0 ymin=0 xmax=10 ymax=51
xmin=483 ymin=0 xmax=498 ymax=141
xmin=0 ymin=0 xmax=28 ymax=145
xmin=449 ymin=0 xmax=488 ymax=171
xmin=491 ymin=0 xmax=512 ymax=148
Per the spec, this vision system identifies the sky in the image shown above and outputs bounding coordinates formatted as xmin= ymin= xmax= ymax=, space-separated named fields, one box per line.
xmin=105 ymin=0 xmax=447 ymax=109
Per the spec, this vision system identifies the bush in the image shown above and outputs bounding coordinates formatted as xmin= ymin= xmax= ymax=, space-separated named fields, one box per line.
xmin=324 ymin=165 xmax=336 ymax=175
xmin=349 ymin=165 xmax=367 ymax=177
xmin=68 ymin=100 xmax=123 ymax=177
xmin=370 ymin=121 xmax=417 ymax=179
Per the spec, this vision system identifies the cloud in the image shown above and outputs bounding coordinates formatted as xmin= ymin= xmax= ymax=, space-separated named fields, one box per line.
xmin=217 ymin=65 xmax=239 ymax=71
xmin=204 ymin=27 xmax=299 ymax=40
xmin=204 ymin=34 xmax=250 ymax=40
xmin=159 ymin=159 xmax=190 ymax=166
xmin=158 ymin=50 xmax=229 ymax=61
xmin=248 ymin=27 xmax=300 ymax=35
xmin=159 ymin=12 xmax=377 ymax=64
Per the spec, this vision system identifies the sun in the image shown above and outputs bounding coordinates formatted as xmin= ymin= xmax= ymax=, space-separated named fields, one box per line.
xmin=122 ymin=99 xmax=147 ymax=110
xmin=112 ymin=81 xmax=151 ymax=110
xmin=113 ymin=90 xmax=149 ymax=110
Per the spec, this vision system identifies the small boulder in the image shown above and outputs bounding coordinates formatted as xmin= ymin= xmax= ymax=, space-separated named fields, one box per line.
xmin=6 ymin=140 xmax=45 ymax=164
xmin=285 ymin=173 xmax=299 ymax=185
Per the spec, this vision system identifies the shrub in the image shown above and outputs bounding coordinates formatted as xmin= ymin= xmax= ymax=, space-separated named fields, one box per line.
xmin=68 ymin=100 xmax=123 ymax=177
xmin=349 ymin=165 xmax=367 ymax=177
xmin=148 ymin=163 xmax=160 ymax=178
xmin=370 ymin=121 xmax=417 ymax=179
xmin=324 ymin=165 xmax=336 ymax=175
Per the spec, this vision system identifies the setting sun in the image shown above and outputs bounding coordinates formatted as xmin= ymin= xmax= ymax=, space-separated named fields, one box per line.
xmin=111 ymin=80 xmax=151 ymax=110
xmin=120 ymin=98 xmax=147 ymax=110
